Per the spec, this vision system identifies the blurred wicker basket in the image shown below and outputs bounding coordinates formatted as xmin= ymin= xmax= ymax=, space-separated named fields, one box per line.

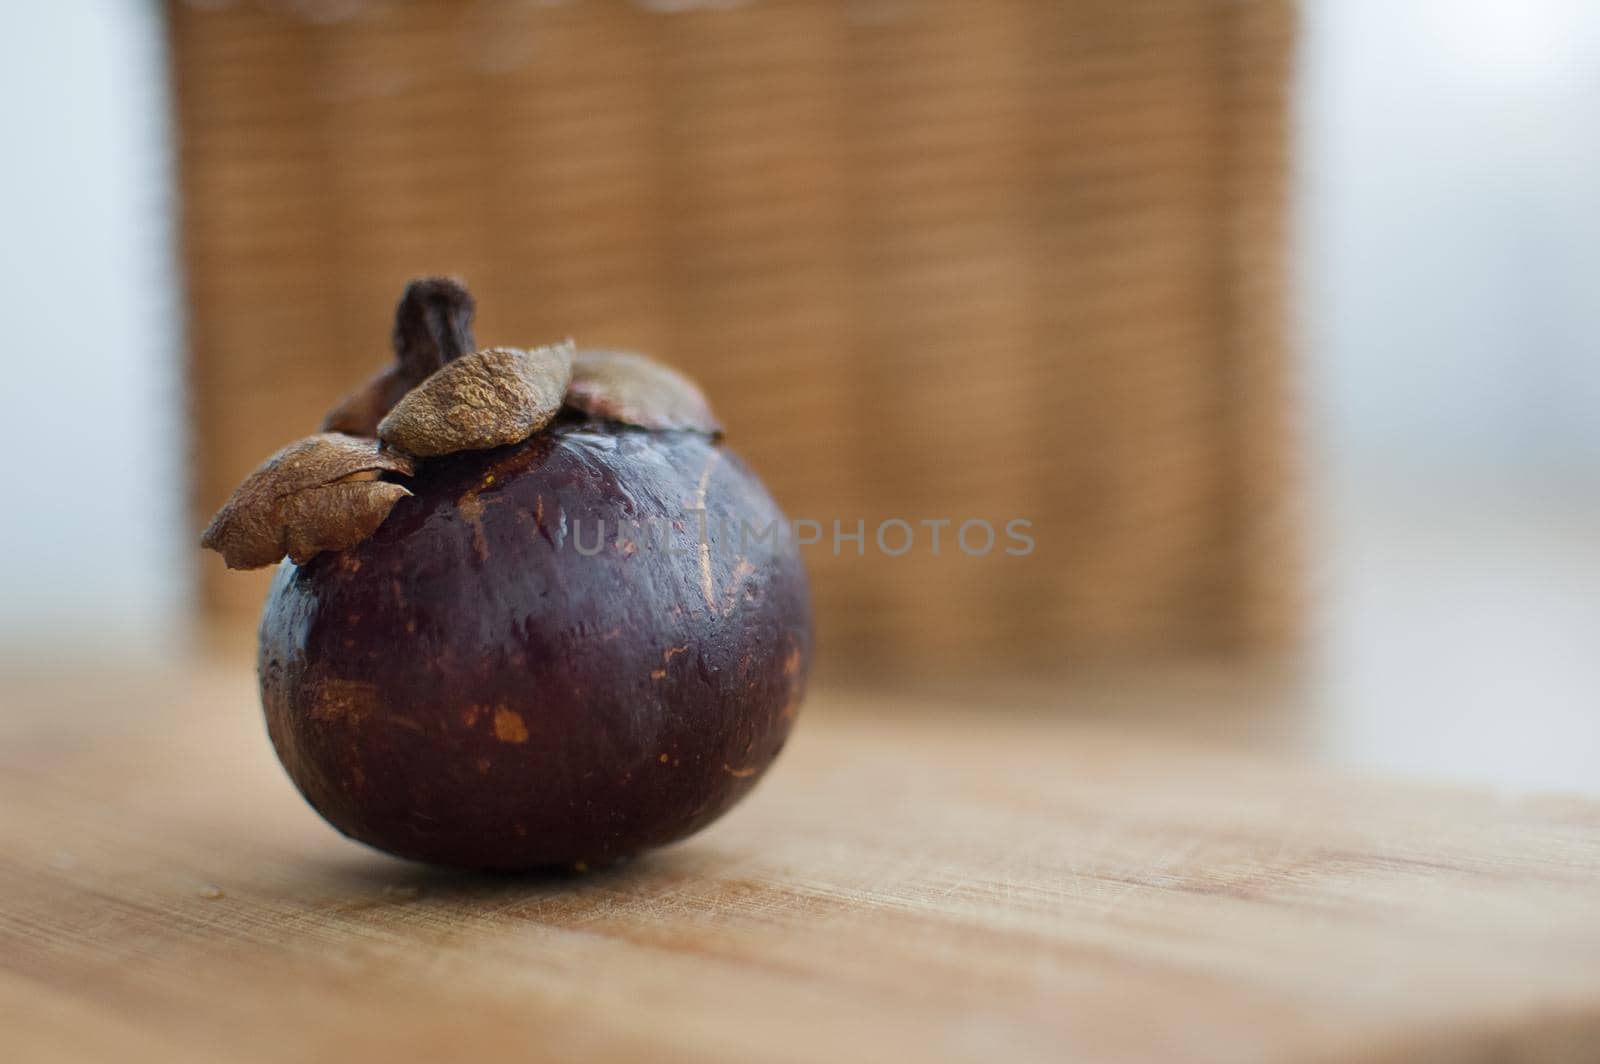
xmin=174 ymin=0 xmax=1296 ymax=672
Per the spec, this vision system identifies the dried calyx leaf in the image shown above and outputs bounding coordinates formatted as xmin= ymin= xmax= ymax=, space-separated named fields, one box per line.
xmin=201 ymin=434 xmax=415 ymax=569
xmin=278 ymin=480 xmax=412 ymax=565
xmin=563 ymin=350 xmax=721 ymax=434
xmin=321 ymin=364 xmax=412 ymax=439
xmin=322 ymin=277 xmax=477 ymax=437
xmin=377 ymin=342 xmax=575 ymax=458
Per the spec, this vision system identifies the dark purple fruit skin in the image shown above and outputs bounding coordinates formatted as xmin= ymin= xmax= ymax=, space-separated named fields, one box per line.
xmin=258 ymin=419 xmax=811 ymax=869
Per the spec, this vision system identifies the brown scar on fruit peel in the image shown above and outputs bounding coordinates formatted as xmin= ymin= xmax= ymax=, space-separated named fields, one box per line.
xmin=721 ymin=559 xmax=756 ymax=615
xmin=456 ymin=490 xmax=490 ymax=562
xmin=690 ymin=450 xmax=721 ymax=613
xmin=722 ymin=763 xmax=757 ymax=779
xmin=651 ymin=644 xmax=689 ymax=681
xmin=378 ymin=342 xmax=575 ymax=458
xmin=482 ymin=438 xmax=552 ymax=484
xmin=309 ymin=678 xmax=380 ymax=725
xmin=493 ymin=708 xmax=529 ymax=743
xmin=201 ymin=434 xmax=414 ymax=570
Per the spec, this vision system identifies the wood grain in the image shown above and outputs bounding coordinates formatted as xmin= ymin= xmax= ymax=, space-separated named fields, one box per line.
xmin=3 ymin=661 xmax=1599 ymax=1062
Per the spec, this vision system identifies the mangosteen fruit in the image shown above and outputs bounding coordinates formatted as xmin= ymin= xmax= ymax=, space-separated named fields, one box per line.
xmin=202 ymin=278 xmax=811 ymax=870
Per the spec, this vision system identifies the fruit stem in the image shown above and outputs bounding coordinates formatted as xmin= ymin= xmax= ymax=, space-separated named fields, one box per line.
xmin=392 ymin=277 xmax=476 ymax=379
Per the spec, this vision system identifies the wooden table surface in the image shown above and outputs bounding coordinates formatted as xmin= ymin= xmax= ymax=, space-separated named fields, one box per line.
xmin=3 ymin=660 xmax=1600 ymax=1063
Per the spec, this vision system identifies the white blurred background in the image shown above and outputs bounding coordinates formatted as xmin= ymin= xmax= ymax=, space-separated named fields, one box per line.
xmin=1299 ymin=0 xmax=1600 ymax=791
xmin=1 ymin=0 xmax=1596 ymax=790
xmin=0 ymin=1 xmax=185 ymax=655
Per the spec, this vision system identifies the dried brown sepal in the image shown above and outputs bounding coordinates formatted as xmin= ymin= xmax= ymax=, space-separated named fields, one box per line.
xmin=279 ymin=481 xmax=413 ymax=564
xmin=320 ymin=277 xmax=477 ymax=437
xmin=563 ymin=350 xmax=721 ymax=434
xmin=200 ymin=434 xmax=415 ymax=569
xmin=377 ymin=342 xmax=575 ymax=458
xmin=321 ymin=364 xmax=412 ymax=438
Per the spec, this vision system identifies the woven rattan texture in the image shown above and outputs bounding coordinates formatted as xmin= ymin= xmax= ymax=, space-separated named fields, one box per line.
xmin=174 ymin=0 xmax=1296 ymax=670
